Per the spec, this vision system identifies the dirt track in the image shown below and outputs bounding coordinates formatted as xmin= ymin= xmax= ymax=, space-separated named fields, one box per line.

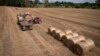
xmin=0 ymin=6 xmax=100 ymax=56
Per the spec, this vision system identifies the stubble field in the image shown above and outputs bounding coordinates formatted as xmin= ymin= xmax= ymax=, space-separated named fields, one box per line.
xmin=0 ymin=6 xmax=100 ymax=56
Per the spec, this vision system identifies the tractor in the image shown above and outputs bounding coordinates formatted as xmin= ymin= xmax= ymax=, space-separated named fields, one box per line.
xmin=17 ymin=14 xmax=33 ymax=31
xmin=32 ymin=16 xmax=42 ymax=24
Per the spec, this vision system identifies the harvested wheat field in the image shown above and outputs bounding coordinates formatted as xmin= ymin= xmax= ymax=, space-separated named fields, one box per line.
xmin=0 ymin=6 xmax=100 ymax=56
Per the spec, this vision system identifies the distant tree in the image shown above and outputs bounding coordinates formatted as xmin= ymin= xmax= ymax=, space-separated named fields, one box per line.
xmin=0 ymin=0 xmax=6 ymax=5
xmin=96 ymin=0 xmax=100 ymax=4
xmin=96 ymin=0 xmax=100 ymax=8
xmin=43 ymin=0 xmax=49 ymax=7
xmin=54 ymin=1 xmax=60 ymax=6
xmin=34 ymin=0 xmax=39 ymax=5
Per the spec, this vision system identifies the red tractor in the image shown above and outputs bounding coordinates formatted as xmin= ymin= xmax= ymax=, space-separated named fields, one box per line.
xmin=32 ymin=16 xmax=42 ymax=24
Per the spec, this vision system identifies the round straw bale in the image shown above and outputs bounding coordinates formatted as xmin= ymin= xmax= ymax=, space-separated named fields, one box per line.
xmin=72 ymin=32 xmax=79 ymax=37
xmin=56 ymin=32 xmax=66 ymax=40
xmin=65 ymin=29 xmax=73 ymax=34
xmin=48 ymin=27 xmax=56 ymax=35
xmin=61 ymin=34 xmax=74 ymax=45
xmin=54 ymin=29 xmax=62 ymax=38
xmin=65 ymin=35 xmax=86 ymax=49
xmin=55 ymin=29 xmax=62 ymax=34
xmin=74 ymin=39 xmax=95 ymax=55
xmin=52 ymin=30 xmax=57 ymax=38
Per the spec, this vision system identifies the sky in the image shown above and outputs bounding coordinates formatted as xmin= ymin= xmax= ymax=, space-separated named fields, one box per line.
xmin=40 ymin=0 xmax=96 ymax=3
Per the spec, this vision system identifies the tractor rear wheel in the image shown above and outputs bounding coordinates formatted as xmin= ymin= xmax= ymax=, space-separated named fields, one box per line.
xmin=22 ymin=26 xmax=26 ymax=31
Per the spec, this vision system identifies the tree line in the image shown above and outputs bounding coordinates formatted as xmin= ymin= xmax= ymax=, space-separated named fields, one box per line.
xmin=47 ymin=1 xmax=100 ymax=9
xmin=0 ymin=0 xmax=39 ymax=7
xmin=0 ymin=0 xmax=100 ymax=9
xmin=0 ymin=0 xmax=25 ymax=7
